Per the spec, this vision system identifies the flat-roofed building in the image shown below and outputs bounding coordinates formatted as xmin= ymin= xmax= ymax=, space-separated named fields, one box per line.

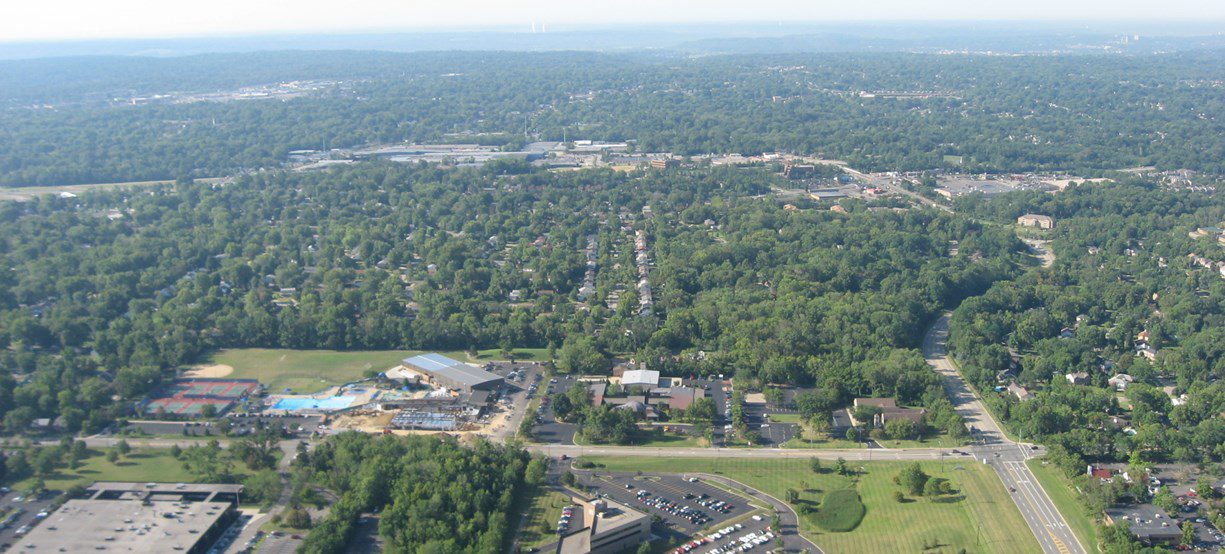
xmin=17 ymin=483 xmax=243 ymax=554
xmin=557 ymin=496 xmax=651 ymax=554
xmin=1104 ymin=505 xmax=1182 ymax=545
xmin=402 ymin=353 xmax=504 ymax=392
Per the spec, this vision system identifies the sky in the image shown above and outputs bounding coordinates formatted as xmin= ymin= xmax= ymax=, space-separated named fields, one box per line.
xmin=2 ymin=0 xmax=1223 ymax=42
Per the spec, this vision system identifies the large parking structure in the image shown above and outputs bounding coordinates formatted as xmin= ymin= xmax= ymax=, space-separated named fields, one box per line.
xmin=141 ymin=378 xmax=261 ymax=416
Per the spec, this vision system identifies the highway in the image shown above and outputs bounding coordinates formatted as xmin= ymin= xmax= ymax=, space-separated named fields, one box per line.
xmin=923 ymin=313 xmax=1085 ymax=554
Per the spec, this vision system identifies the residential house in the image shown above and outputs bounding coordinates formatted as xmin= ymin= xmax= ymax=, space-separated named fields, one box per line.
xmin=1065 ymin=371 xmax=1090 ymax=385
xmin=1109 ymin=374 xmax=1134 ymax=391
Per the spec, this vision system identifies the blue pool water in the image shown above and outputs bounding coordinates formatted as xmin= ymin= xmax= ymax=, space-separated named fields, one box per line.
xmin=273 ymin=396 xmax=356 ymax=411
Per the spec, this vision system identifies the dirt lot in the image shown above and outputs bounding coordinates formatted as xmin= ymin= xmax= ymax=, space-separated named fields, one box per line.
xmin=184 ymin=364 xmax=235 ymax=378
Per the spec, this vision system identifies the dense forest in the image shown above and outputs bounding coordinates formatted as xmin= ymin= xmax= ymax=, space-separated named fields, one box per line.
xmin=2 ymin=49 xmax=1224 ymax=186
xmin=949 ymin=181 xmax=1224 ymax=466
xmin=293 ymin=433 xmax=535 ymax=554
xmin=0 ymin=162 xmax=1020 ymax=436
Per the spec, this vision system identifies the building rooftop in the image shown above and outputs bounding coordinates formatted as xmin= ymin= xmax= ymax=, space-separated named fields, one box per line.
xmin=558 ymin=497 xmax=649 ymax=554
xmin=620 ymin=369 xmax=660 ymax=387
xmin=1105 ymin=504 xmax=1182 ymax=541
xmin=402 ymin=353 xmax=503 ymax=389
xmin=18 ymin=497 xmax=233 ymax=552
xmin=853 ymin=397 xmax=897 ymax=408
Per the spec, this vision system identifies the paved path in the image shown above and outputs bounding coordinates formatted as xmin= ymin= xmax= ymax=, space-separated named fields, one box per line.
xmin=923 ymin=313 xmax=1085 ymax=554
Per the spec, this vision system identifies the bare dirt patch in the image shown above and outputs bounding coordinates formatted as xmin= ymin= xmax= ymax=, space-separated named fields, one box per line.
xmin=184 ymin=364 xmax=235 ymax=378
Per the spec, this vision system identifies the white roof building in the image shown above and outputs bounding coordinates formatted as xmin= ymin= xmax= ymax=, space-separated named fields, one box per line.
xmin=620 ymin=369 xmax=661 ymax=388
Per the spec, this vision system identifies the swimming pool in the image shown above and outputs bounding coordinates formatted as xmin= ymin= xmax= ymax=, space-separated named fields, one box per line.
xmin=273 ymin=396 xmax=356 ymax=411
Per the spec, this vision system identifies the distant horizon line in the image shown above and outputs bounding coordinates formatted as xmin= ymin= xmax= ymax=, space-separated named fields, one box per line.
xmin=3 ymin=18 xmax=1224 ymax=46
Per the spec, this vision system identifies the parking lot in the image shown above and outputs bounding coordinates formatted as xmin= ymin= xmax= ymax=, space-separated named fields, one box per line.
xmin=576 ymin=471 xmax=759 ymax=537
xmin=0 ymin=489 xmax=60 ymax=550
xmin=532 ymin=375 xmax=580 ymax=445
xmin=740 ymin=402 xmax=798 ymax=446
xmin=124 ymin=414 xmax=323 ymax=438
xmin=256 ymin=530 xmax=305 ymax=554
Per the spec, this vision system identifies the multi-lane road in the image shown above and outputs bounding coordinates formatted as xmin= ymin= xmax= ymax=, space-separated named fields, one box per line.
xmin=923 ymin=313 xmax=1085 ymax=554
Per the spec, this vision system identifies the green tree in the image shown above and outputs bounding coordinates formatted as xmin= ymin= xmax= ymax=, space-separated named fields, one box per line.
xmin=894 ymin=462 xmax=929 ymax=496
xmin=284 ymin=506 xmax=313 ymax=529
xmin=809 ymin=457 xmax=822 ymax=474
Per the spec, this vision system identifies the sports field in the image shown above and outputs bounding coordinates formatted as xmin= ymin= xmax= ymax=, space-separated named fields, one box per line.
xmin=198 ymin=347 xmax=549 ymax=393
xmin=580 ymin=456 xmax=1040 ymax=554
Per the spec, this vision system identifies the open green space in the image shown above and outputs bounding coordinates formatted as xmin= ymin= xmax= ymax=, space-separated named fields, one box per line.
xmin=767 ymin=413 xmax=803 ymax=423
xmin=518 ymin=487 xmax=572 ymax=550
xmin=204 ymin=348 xmax=416 ymax=393
xmin=810 ymin=489 xmax=866 ymax=532
xmin=1027 ymin=458 xmax=1100 ymax=551
xmin=11 ymin=447 xmax=257 ymax=492
xmin=200 ymin=347 xmax=547 ymax=394
xmin=573 ymin=429 xmax=706 ymax=448
xmin=579 ymin=456 xmax=1040 ymax=554
xmin=782 ymin=436 xmax=864 ymax=449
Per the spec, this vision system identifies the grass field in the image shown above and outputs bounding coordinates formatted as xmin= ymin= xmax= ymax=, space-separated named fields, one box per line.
xmin=811 ymin=489 xmax=866 ymax=531
xmin=1027 ymin=458 xmax=1099 ymax=551
xmin=573 ymin=429 xmax=706 ymax=448
xmin=518 ymin=487 xmax=571 ymax=550
xmin=205 ymin=348 xmax=416 ymax=393
xmin=200 ymin=347 xmax=549 ymax=393
xmin=11 ymin=447 xmax=256 ymax=492
xmin=580 ymin=456 xmax=1041 ymax=554
xmin=768 ymin=413 xmax=803 ymax=423
xmin=783 ymin=436 xmax=864 ymax=449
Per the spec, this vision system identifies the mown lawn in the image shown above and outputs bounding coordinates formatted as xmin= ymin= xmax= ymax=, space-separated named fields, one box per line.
xmin=1027 ymin=458 xmax=1099 ymax=551
xmin=206 ymin=348 xmax=416 ymax=393
xmin=518 ymin=487 xmax=571 ymax=550
xmin=12 ymin=448 xmax=257 ymax=492
xmin=579 ymin=456 xmax=1040 ymax=554
xmin=573 ymin=429 xmax=706 ymax=448
xmin=201 ymin=347 xmax=546 ymax=394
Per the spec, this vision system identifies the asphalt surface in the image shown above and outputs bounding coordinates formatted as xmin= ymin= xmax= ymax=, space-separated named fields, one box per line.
xmin=923 ymin=313 xmax=1085 ymax=554
xmin=488 ymin=363 xmax=543 ymax=441
xmin=0 ymin=490 xmax=59 ymax=551
xmin=574 ymin=468 xmax=819 ymax=554
xmin=840 ymin=167 xmax=953 ymax=213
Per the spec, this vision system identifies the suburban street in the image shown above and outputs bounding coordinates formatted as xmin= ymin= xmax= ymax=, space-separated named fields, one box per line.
xmin=923 ymin=313 xmax=1085 ymax=554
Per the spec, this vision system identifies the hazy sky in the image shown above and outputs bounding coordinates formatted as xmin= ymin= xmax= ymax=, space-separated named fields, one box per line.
xmin=3 ymin=0 xmax=1223 ymax=42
